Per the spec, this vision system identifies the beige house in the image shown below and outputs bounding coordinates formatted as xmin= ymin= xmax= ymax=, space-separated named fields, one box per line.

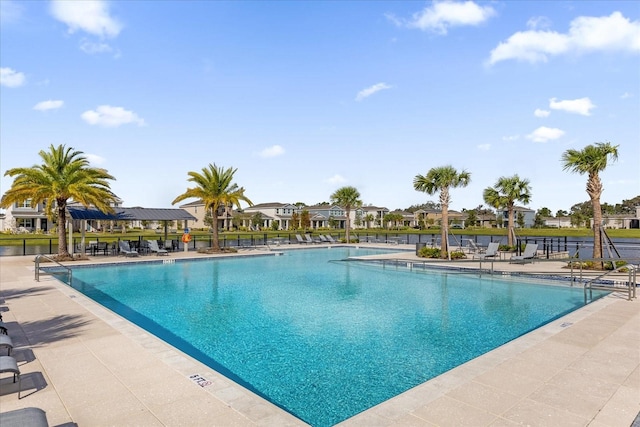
xmin=591 ymin=206 xmax=640 ymax=229
xmin=242 ymin=202 xmax=298 ymax=230
xmin=543 ymin=216 xmax=574 ymax=228
xmin=414 ymin=209 xmax=465 ymax=228
xmin=1 ymin=199 xmax=50 ymax=232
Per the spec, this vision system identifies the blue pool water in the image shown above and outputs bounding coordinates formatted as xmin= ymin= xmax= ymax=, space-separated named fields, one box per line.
xmin=59 ymin=248 xmax=606 ymax=426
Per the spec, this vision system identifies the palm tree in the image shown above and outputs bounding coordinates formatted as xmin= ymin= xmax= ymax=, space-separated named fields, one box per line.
xmin=330 ymin=186 xmax=362 ymax=243
xmin=562 ymin=142 xmax=619 ymax=268
xmin=414 ymin=166 xmax=471 ymax=259
xmin=364 ymin=213 xmax=375 ymax=229
xmin=172 ymin=164 xmax=253 ymax=251
xmin=483 ymin=175 xmax=532 ymax=247
xmin=1 ymin=144 xmax=117 ymax=258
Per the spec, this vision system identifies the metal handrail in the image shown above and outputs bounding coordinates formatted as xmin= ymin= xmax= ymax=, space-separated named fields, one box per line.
xmin=35 ymin=254 xmax=72 ymax=284
xmin=580 ymin=260 xmax=637 ymax=301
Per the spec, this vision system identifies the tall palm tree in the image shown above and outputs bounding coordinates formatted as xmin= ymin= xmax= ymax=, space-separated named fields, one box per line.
xmin=172 ymin=164 xmax=253 ymax=251
xmin=1 ymin=144 xmax=117 ymax=258
xmin=414 ymin=166 xmax=471 ymax=259
xmin=483 ymin=175 xmax=532 ymax=247
xmin=562 ymin=142 xmax=619 ymax=268
xmin=330 ymin=186 xmax=362 ymax=243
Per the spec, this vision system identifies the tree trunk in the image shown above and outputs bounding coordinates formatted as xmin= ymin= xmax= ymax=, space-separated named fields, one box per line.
xmin=345 ymin=207 xmax=351 ymax=243
xmin=507 ymin=204 xmax=514 ymax=247
xmin=211 ymin=206 xmax=220 ymax=250
xmin=57 ymin=201 xmax=70 ymax=257
xmin=440 ymin=205 xmax=449 ymax=259
xmin=588 ymin=173 xmax=604 ymax=270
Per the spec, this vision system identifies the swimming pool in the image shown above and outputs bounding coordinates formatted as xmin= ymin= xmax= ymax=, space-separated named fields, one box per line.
xmin=57 ymin=248 xmax=607 ymax=426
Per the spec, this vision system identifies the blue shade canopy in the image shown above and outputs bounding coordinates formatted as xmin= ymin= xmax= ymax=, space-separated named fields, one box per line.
xmin=67 ymin=206 xmax=196 ymax=222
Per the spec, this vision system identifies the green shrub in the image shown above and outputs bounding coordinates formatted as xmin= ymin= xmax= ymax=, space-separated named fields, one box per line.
xmin=604 ymin=260 xmax=628 ymax=271
xmin=418 ymin=247 xmax=440 ymax=258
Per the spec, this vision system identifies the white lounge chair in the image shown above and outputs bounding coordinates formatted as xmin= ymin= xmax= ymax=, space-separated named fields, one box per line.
xmin=476 ymin=242 xmax=500 ymax=260
xmin=510 ymin=243 xmax=538 ymax=264
xmin=147 ymin=240 xmax=169 ymax=256
xmin=295 ymin=234 xmax=307 ymax=244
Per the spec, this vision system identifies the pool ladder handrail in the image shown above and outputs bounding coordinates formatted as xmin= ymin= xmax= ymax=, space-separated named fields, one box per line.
xmin=34 ymin=254 xmax=73 ymax=285
xmin=577 ymin=258 xmax=637 ymax=301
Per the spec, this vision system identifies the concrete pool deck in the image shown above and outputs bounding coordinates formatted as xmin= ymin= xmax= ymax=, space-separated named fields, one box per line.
xmin=0 ymin=245 xmax=638 ymax=426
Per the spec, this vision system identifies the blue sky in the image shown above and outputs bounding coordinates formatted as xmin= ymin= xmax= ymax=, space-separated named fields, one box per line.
xmin=1 ymin=1 xmax=638 ymax=214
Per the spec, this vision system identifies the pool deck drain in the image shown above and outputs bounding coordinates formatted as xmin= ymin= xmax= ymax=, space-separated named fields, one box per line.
xmin=1 ymin=246 xmax=638 ymax=426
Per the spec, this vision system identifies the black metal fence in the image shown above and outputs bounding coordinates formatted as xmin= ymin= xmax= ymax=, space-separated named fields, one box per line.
xmin=1 ymin=232 xmax=639 ymax=260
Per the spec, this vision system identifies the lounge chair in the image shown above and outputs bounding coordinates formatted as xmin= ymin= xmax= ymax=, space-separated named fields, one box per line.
xmin=510 ymin=243 xmax=538 ymax=264
xmin=0 ymin=334 xmax=13 ymax=355
xmin=305 ymin=234 xmax=321 ymax=244
xmin=318 ymin=235 xmax=330 ymax=243
xmin=476 ymin=242 xmax=500 ymax=260
xmin=118 ymin=241 xmax=139 ymax=257
xmin=147 ymin=240 xmax=169 ymax=256
xmin=0 ymin=355 xmax=21 ymax=398
xmin=0 ymin=407 xmax=49 ymax=427
xmin=0 ymin=313 xmax=6 ymax=334
xmin=295 ymin=234 xmax=307 ymax=244
xmin=324 ymin=235 xmax=337 ymax=244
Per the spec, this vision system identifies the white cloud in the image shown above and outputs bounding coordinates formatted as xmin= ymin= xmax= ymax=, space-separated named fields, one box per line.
xmin=258 ymin=145 xmax=285 ymax=158
xmin=85 ymin=153 xmax=106 ymax=165
xmin=0 ymin=67 xmax=26 ymax=87
xmin=50 ymin=0 xmax=122 ymax=38
xmin=502 ymin=135 xmax=519 ymax=141
xmin=81 ymin=105 xmax=145 ymax=127
xmin=549 ymin=97 xmax=595 ymax=116
xmin=620 ymin=92 xmax=633 ymax=99
xmin=356 ymin=83 xmax=392 ymax=101
xmin=488 ymin=12 xmax=640 ymax=65
xmin=477 ymin=144 xmax=490 ymax=151
xmin=405 ymin=1 xmax=496 ymax=34
xmin=325 ymin=174 xmax=347 ymax=185
xmin=33 ymin=100 xmax=64 ymax=111
xmin=534 ymin=108 xmax=550 ymax=118
xmin=526 ymin=126 xmax=565 ymax=143
xmin=80 ymin=39 xmax=113 ymax=54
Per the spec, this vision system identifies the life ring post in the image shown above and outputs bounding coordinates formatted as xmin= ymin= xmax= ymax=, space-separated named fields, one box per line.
xmin=182 ymin=229 xmax=191 ymax=252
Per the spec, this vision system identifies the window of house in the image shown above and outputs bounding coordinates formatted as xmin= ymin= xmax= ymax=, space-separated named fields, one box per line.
xmin=17 ymin=218 xmax=33 ymax=228
xmin=16 ymin=199 xmax=32 ymax=208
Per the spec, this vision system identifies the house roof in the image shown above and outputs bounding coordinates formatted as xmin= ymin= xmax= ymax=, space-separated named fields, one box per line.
xmin=67 ymin=206 xmax=196 ymax=222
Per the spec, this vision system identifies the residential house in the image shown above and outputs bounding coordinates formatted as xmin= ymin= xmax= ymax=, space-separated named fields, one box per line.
xmin=413 ymin=209 xmax=465 ymax=228
xmin=359 ymin=205 xmax=390 ymax=229
xmin=543 ymin=216 xmax=574 ymax=228
xmin=495 ymin=206 xmax=536 ymax=228
xmin=385 ymin=210 xmax=417 ymax=229
xmin=2 ymin=199 xmax=50 ymax=232
xmin=242 ymin=202 xmax=298 ymax=230
xmin=180 ymin=200 xmax=242 ymax=231
xmin=591 ymin=206 xmax=640 ymax=229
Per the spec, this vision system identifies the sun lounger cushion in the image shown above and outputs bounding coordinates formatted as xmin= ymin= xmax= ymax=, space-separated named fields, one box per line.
xmin=0 ymin=407 xmax=48 ymax=427
xmin=0 ymin=355 xmax=21 ymax=397
xmin=0 ymin=334 xmax=13 ymax=355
